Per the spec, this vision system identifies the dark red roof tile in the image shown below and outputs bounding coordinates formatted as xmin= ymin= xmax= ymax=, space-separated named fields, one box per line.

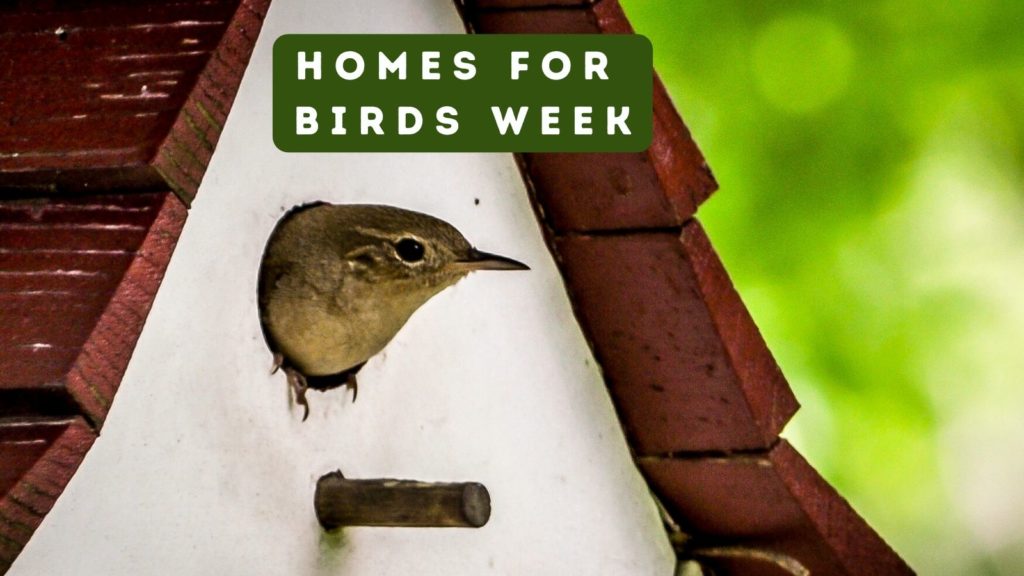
xmin=0 ymin=418 xmax=96 ymax=573
xmin=0 ymin=0 xmax=270 ymax=204
xmin=641 ymin=441 xmax=914 ymax=576
xmin=0 ymin=192 xmax=185 ymax=425
xmin=556 ymin=220 xmax=797 ymax=454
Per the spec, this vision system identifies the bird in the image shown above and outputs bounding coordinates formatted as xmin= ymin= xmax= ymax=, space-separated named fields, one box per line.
xmin=257 ymin=202 xmax=529 ymax=420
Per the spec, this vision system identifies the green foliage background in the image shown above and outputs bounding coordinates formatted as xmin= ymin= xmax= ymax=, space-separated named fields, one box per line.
xmin=619 ymin=2 xmax=1024 ymax=574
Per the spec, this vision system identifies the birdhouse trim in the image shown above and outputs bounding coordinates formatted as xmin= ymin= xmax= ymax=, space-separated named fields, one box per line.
xmin=0 ymin=0 xmax=913 ymax=574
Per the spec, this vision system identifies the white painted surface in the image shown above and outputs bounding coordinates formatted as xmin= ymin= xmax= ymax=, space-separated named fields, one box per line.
xmin=9 ymin=1 xmax=672 ymax=574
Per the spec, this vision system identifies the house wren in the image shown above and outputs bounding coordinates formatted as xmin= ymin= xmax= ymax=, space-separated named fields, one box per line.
xmin=258 ymin=202 xmax=528 ymax=419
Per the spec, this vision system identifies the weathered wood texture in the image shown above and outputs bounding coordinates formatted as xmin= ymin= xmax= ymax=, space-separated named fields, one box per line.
xmin=0 ymin=192 xmax=186 ymax=427
xmin=461 ymin=1 xmax=914 ymax=574
xmin=0 ymin=0 xmax=236 ymax=193
xmin=0 ymin=0 xmax=270 ymax=205
xmin=315 ymin=472 xmax=491 ymax=529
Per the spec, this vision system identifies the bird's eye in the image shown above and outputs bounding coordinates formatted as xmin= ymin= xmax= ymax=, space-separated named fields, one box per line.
xmin=395 ymin=238 xmax=425 ymax=263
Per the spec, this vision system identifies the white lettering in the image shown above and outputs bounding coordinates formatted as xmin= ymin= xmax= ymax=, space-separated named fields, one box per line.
xmin=453 ymin=51 xmax=477 ymax=80
xmin=297 ymin=51 xmax=321 ymax=80
xmin=607 ymin=107 xmax=631 ymax=135
xmin=397 ymin=106 xmax=423 ymax=135
xmin=542 ymin=51 xmax=571 ymax=80
xmin=335 ymin=51 xmax=365 ymax=80
xmin=378 ymin=52 xmax=407 ymax=80
xmin=330 ymin=106 xmax=346 ymax=135
xmin=436 ymin=106 xmax=459 ymax=135
xmin=510 ymin=51 xmax=530 ymax=80
xmin=574 ymin=106 xmax=593 ymax=135
xmin=296 ymin=106 xmax=318 ymax=134
xmin=491 ymin=106 xmax=529 ymax=135
xmin=422 ymin=51 xmax=441 ymax=80
xmin=360 ymin=106 xmax=384 ymax=135
xmin=585 ymin=51 xmax=609 ymax=80
xmin=541 ymin=106 xmax=560 ymax=135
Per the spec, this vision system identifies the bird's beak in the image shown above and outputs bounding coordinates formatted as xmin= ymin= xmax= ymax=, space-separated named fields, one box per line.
xmin=451 ymin=248 xmax=530 ymax=272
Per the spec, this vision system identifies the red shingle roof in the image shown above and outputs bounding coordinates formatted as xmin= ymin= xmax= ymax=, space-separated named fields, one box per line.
xmin=0 ymin=1 xmax=270 ymax=571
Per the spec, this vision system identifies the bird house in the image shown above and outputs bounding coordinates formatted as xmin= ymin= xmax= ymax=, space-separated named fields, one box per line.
xmin=0 ymin=1 xmax=912 ymax=575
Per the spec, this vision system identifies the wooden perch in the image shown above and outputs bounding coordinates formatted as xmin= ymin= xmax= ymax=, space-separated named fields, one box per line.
xmin=314 ymin=471 xmax=491 ymax=529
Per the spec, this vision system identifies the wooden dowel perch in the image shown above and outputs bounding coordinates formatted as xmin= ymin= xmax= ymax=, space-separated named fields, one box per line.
xmin=314 ymin=471 xmax=491 ymax=530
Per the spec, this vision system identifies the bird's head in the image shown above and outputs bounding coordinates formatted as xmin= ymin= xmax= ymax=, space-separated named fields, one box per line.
xmin=267 ymin=203 xmax=529 ymax=303
xmin=335 ymin=205 xmax=529 ymax=289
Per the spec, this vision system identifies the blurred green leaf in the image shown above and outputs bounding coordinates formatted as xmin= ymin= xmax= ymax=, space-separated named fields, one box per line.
xmin=621 ymin=1 xmax=1024 ymax=573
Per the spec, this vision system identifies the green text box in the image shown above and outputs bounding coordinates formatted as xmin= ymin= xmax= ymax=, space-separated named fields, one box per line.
xmin=273 ymin=34 xmax=652 ymax=152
